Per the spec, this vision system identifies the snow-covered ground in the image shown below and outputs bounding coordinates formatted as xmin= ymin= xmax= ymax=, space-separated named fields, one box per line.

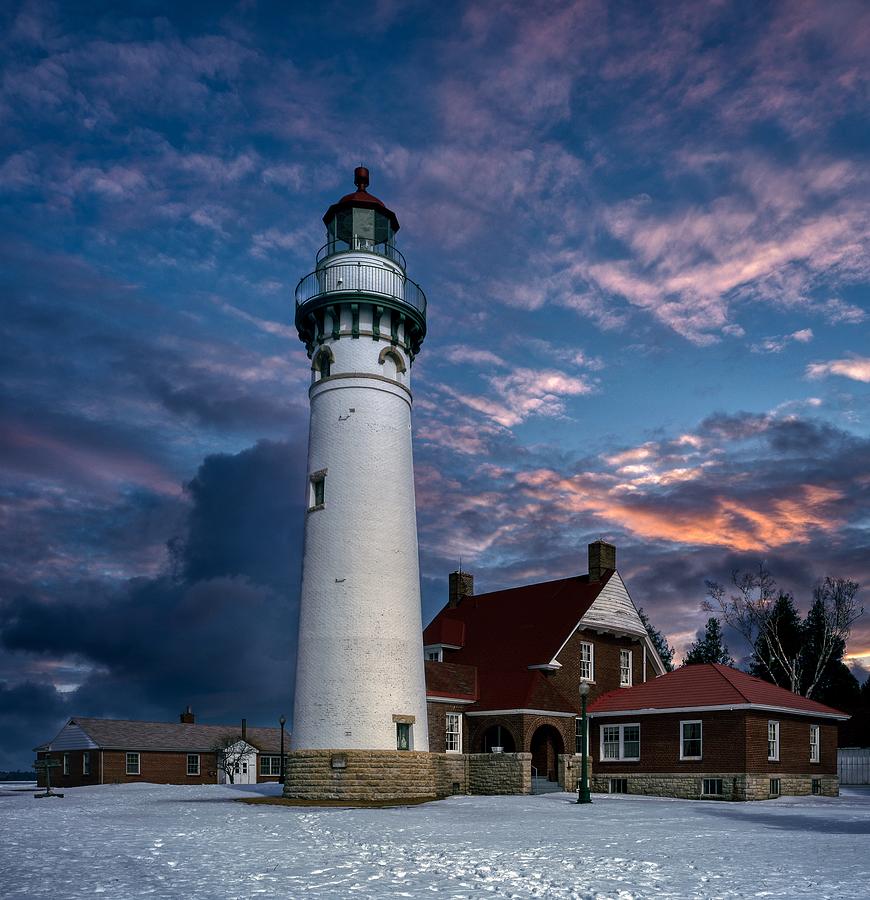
xmin=2 ymin=783 xmax=869 ymax=899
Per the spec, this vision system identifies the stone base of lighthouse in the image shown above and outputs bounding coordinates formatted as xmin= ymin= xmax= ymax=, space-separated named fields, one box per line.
xmin=281 ymin=750 xmax=467 ymax=803
xmin=282 ymin=750 xmax=535 ymax=803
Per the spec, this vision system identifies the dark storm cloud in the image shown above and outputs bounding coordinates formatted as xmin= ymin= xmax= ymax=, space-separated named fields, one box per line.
xmin=0 ymin=681 xmax=68 ymax=763
xmin=0 ymin=439 xmax=305 ymax=769
xmin=182 ymin=439 xmax=303 ymax=588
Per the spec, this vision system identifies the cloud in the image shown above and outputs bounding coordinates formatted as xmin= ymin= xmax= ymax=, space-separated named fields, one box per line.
xmin=751 ymin=328 xmax=814 ymax=353
xmin=439 ymin=365 xmax=595 ymax=429
xmin=806 ymin=356 xmax=870 ymax=383
xmin=0 ymin=439 xmax=305 ymax=769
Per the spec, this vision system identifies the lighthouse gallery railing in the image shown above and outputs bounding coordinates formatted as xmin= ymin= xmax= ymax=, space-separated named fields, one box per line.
xmin=295 ymin=262 xmax=427 ymax=317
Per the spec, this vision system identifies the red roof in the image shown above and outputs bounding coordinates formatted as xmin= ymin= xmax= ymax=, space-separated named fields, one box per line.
xmin=424 ymin=661 xmax=478 ymax=701
xmin=423 ymin=574 xmax=611 ymax=712
xmin=589 ymin=664 xmax=849 ymax=719
xmin=425 ymin=617 xmax=465 ymax=648
xmin=322 ymin=173 xmax=400 ymax=232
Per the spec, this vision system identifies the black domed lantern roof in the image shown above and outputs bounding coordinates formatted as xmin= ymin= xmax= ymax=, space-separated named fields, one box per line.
xmin=323 ymin=167 xmax=400 ymax=248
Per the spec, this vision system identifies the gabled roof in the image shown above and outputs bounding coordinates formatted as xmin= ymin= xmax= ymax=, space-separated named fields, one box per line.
xmin=422 ymin=574 xmax=621 ymax=715
xmin=589 ymin=664 xmax=850 ymax=720
xmin=40 ymin=718 xmax=290 ymax=753
xmin=424 ymin=661 xmax=478 ymax=701
xmin=423 ymin=573 xmax=612 ymax=670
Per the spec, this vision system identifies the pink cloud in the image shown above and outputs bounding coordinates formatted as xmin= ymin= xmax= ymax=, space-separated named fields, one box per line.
xmin=806 ymin=356 xmax=870 ymax=383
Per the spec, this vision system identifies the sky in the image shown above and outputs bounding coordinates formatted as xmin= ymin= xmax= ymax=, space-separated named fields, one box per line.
xmin=1 ymin=0 xmax=868 ymax=769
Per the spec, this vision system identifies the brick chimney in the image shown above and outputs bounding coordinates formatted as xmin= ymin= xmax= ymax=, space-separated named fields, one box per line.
xmin=241 ymin=718 xmax=247 ymax=741
xmin=448 ymin=570 xmax=474 ymax=608
xmin=179 ymin=705 xmax=195 ymax=724
xmin=588 ymin=540 xmax=616 ymax=581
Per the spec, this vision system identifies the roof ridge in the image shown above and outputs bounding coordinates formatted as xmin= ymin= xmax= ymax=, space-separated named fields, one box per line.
xmin=467 ymin=573 xmax=583 ymax=603
xmin=700 ymin=663 xmax=750 ymax=702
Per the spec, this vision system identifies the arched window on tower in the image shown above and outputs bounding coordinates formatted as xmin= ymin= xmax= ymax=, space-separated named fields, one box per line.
xmin=312 ymin=347 xmax=334 ymax=382
xmin=378 ymin=346 xmax=406 ymax=382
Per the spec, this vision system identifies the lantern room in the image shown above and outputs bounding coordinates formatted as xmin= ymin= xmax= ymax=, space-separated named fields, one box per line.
xmin=321 ymin=167 xmax=403 ymax=267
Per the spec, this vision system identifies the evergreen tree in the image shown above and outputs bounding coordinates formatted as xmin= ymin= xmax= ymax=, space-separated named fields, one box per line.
xmin=684 ymin=617 xmax=734 ymax=666
xmin=812 ymin=661 xmax=861 ymax=710
xmin=637 ymin=607 xmax=674 ymax=672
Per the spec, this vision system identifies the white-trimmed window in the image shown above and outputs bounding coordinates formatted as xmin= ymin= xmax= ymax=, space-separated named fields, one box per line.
xmin=63 ymin=753 xmax=69 ymax=775
xmin=126 ymin=752 xmax=140 ymax=775
xmin=702 ymin=778 xmax=723 ymax=796
xmin=82 ymin=752 xmax=90 ymax=776
xmin=767 ymin=721 xmax=780 ymax=761
xmin=445 ymin=713 xmax=462 ymax=753
xmin=260 ymin=755 xmax=282 ymax=776
xmin=601 ymin=723 xmax=640 ymax=761
xmin=580 ymin=641 xmax=594 ymax=681
xmin=810 ymin=724 xmax=820 ymax=763
xmin=424 ymin=646 xmax=443 ymax=662
xmin=187 ymin=754 xmax=200 ymax=776
xmin=619 ymin=649 xmax=633 ymax=687
xmin=680 ymin=721 xmax=702 ymax=760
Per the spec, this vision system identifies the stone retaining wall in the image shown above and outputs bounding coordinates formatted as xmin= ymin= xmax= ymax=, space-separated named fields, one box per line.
xmin=590 ymin=771 xmax=839 ymax=800
xmin=468 ymin=752 xmax=531 ymax=795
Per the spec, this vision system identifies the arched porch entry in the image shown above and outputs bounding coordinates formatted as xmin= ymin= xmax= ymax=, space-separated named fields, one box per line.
xmin=530 ymin=725 xmax=564 ymax=782
xmin=480 ymin=724 xmax=517 ymax=753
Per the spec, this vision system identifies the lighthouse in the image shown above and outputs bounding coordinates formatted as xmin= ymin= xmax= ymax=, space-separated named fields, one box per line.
xmin=291 ymin=168 xmax=429 ymax=753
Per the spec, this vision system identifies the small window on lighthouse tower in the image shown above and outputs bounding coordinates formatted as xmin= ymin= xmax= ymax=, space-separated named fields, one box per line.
xmin=308 ymin=470 xmax=326 ymax=510
xmin=313 ymin=348 xmax=333 ymax=380
xmin=396 ymin=722 xmax=411 ymax=751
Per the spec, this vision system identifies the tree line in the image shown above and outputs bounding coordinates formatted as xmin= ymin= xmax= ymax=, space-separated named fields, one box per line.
xmin=639 ymin=566 xmax=866 ymax=710
xmin=639 ymin=565 xmax=867 ymax=719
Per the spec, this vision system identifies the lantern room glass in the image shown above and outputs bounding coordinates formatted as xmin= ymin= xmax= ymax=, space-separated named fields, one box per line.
xmin=326 ymin=207 xmax=396 ymax=256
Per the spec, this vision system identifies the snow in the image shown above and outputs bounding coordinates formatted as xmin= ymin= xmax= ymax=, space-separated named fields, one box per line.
xmin=2 ymin=784 xmax=869 ymax=899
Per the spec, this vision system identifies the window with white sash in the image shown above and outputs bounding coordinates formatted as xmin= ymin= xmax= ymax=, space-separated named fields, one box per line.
xmin=619 ymin=649 xmax=632 ymax=687
xmin=680 ymin=721 xmax=702 ymax=760
xmin=580 ymin=641 xmax=594 ymax=681
xmin=600 ymin=723 xmax=640 ymax=761
xmin=445 ymin=713 xmax=462 ymax=753
xmin=126 ymin=752 xmax=140 ymax=775
xmin=810 ymin=725 xmax=820 ymax=763
xmin=767 ymin=721 xmax=779 ymax=761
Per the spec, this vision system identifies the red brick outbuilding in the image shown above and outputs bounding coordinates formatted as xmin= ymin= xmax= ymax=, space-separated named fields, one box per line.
xmin=589 ymin=664 xmax=848 ymax=800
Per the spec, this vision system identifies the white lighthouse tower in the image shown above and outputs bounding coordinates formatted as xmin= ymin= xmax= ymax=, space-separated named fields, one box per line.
xmin=291 ymin=168 xmax=429 ymax=753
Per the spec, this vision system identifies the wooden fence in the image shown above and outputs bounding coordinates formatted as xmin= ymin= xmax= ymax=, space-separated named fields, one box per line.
xmin=838 ymin=748 xmax=870 ymax=784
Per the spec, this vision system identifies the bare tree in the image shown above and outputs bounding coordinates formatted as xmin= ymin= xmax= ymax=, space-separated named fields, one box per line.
xmin=211 ymin=733 xmax=251 ymax=784
xmin=802 ymin=577 xmax=863 ymax=700
xmin=704 ymin=565 xmax=863 ymax=698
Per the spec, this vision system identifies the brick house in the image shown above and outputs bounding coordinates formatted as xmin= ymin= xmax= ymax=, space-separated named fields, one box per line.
xmin=34 ymin=708 xmax=289 ymax=788
xmin=423 ymin=541 xmax=667 ymax=782
xmin=588 ymin=663 xmax=848 ymax=799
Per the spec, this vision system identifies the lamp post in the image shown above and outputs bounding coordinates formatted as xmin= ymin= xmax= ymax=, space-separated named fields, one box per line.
xmin=279 ymin=714 xmax=286 ymax=783
xmin=577 ymin=681 xmax=592 ymax=804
